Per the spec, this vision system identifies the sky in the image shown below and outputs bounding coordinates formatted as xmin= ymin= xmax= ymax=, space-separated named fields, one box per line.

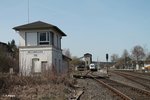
xmin=0 ymin=0 xmax=150 ymax=61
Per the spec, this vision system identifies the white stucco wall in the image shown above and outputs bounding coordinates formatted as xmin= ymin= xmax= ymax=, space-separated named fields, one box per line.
xmin=52 ymin=48 xmax=63 ymax=73
xmin=19 ymin=47 xmax=63 ymax=75
xmin=19 ymin=32 xmax=25 ymax=46
xmin=18 ymin=29 xmax=62 ymax=48
xmin=18 ymin=29 xmax=64 ymax=75
xmin=19 ymin=47 xmax=54 ymax=75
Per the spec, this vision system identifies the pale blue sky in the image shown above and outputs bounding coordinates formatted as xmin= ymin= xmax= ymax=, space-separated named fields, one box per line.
xmin=0 ymin=0 xmax=150 ymax=61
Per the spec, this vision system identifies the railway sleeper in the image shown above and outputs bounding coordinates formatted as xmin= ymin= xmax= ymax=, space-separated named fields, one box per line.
xmin=89 ymin=75 xmax=132 ymax=100
xmin=131 ymin=87 xmax=150 ymax=96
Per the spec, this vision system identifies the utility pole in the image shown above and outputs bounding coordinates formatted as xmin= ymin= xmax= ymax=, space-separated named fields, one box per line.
xmin=28 ymin=0 xmax=30 ymax=23
xmin=97 ymin=56 xmax=99 ymax=70
xmin=106 ymin=53 xmax=109 ymax=74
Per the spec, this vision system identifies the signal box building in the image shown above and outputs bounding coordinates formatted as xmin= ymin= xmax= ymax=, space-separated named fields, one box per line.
xmin=84 ymin=53 xmax=92 ymax=69
xmin=13 ymin=21 xmax=69 ymax=75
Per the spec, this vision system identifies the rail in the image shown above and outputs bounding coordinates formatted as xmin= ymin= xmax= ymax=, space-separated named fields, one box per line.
xmin=111 ymin=71 xmax=150 ymax=91
xmin=88 ymin=72 xmax=150 ymax=100
xmin=89 ymin=74 xmax=132 ymax=100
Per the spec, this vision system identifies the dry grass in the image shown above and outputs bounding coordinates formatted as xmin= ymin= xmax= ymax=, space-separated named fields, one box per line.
xmin=0 ymin=69 xmax=77 ymax=100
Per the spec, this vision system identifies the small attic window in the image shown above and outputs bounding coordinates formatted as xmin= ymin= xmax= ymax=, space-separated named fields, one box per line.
xmin=38 ymin=32 xmax=50 ymax=45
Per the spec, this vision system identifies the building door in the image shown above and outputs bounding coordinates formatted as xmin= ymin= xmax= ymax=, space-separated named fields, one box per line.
xmin=32 ymin=58 xmax=41 ymax=73
xmin=41 ymin=61 xmax=47 ymax=72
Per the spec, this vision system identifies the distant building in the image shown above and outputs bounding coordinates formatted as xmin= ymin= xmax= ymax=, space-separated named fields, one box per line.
xmin=92 ymin=61 xmax=116 ymax=69
xmin=62 ymin=55 xmax=72 ymax=73
xmin=0 ymin=42 xmax=8 ymax=50
xmin=0 ymin=42 xmax=12 ymax=56
xmin=84 ymin=53 xmax=92 ymax=69
xmin=13 ymin=21 xmax=70 ymax=75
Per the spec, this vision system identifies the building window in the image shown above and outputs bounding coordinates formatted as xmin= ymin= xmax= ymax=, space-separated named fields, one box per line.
xmin=59 ymin=37 xmax=61 ymax=49
xmin=57 ymin=35 xmax=59 ymax=48
xmin=38 ymin=32 xmax=50 ymax=45
xmin=86 ymin=61 xmax=88 ymax=65
xmin=51 ymin=32 xmax=54 ymax=46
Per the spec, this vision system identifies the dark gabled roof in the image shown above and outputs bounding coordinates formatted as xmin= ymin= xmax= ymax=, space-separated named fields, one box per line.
xmin=63 ymin=55 xmax=72 ymax=61
xmin=13 ymin=21 xmax=66 ymax=36
xmin=84 ymin=53 xmax=92 ymax=57
xmin=0 ymin=42 xmax=9 ymax=51
xmin=0 ymin=42 xmax=7 ymax=46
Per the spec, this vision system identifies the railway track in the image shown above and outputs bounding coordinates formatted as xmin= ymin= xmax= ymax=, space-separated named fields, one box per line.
xmin=88 ymin=72 xmax=150 ymax=100
xmin=73 ymin=70 xmax=91 ymax=79
xmin=111 ymin=71 xmax=150 ymax=91
xmin=120 ymin=71 xmax=150 ymax=80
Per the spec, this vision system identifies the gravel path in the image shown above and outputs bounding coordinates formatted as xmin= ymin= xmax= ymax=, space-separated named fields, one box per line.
xmin=109 ymin=72 xmax=146 ymax=90
xmin=74 ymin=70 xmax=150 ymax=100
xmin=77 ymin=78 xmax=121 ymax=100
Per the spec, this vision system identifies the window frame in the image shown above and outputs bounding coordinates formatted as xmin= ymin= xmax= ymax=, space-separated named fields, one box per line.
xmin=38 ymin=32 xmax=50 ymax=45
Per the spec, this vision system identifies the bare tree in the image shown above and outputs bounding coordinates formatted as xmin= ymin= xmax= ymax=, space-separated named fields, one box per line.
xmin=111 ymin=54 xmax=119 ymax=62
xmin=121 ymin=49 xmax=131 ymax=69
xmin=122 ymin=49 xmax=129 ymax=58
xmin=132 ymin=45 xmax=145 ymax=62
xmin=70 ymin=56 xmax=82 ymax=66
xmin=146 ymin=52 xmax=150 ymax=61
xmin=115 ymin=58 xmax=124 ymax=69
xmin=63 ymin=48 xmax=71 ymax=58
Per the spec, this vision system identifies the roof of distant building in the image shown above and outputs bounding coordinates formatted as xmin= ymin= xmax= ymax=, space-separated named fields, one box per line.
xmin=84 ymin=53 xmax=92 ymax=57
xmin=0 ymin=42 xmax=7 ymax=46
xmin=63 ymin=55 xmax=72 ymax=61
xmin=13 ymin=21 xmax=66 ymax=36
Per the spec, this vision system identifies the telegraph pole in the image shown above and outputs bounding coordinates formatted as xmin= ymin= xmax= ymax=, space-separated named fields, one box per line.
xmin=106 ymin=53 xmax=109 ymax=74
xmin=28 ymin=0 xmax=30 ymax=23
xmin=97 ymin=56 xmax=99 ymax=70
